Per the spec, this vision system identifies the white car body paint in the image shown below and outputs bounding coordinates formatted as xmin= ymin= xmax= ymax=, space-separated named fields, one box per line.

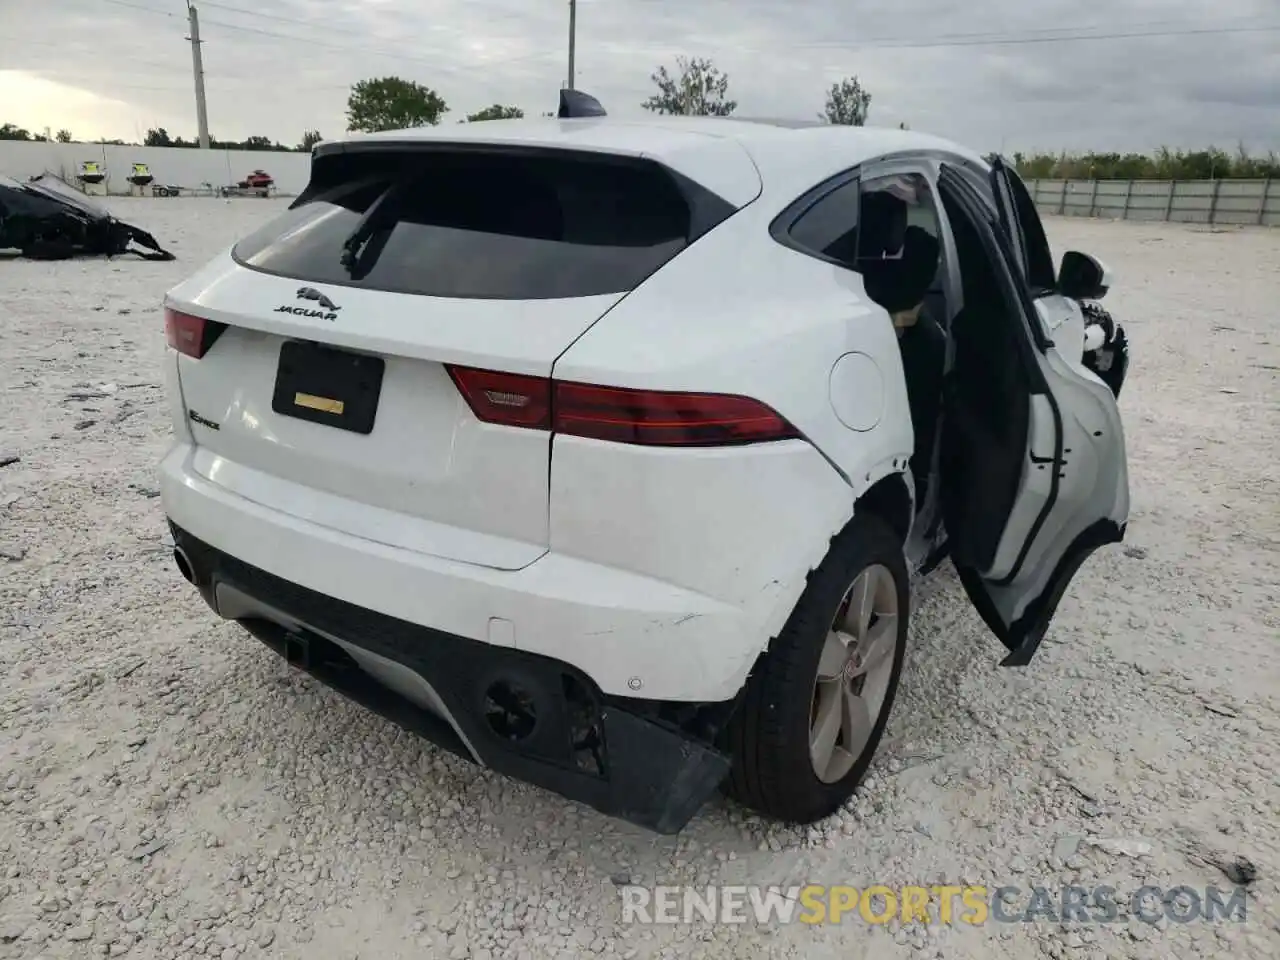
xmin=829 ymin=353 xmax=885 ymax=432
xmin=159 ymin=115 xmax=1129 ymax=710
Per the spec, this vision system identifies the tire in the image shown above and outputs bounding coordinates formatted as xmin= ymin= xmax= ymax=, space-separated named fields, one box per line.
xmin=723 ymin=511 xmax=909 ymax=824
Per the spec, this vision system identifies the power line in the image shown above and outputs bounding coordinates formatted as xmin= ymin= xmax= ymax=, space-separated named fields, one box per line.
xmin=785 ymin=23 xmax=1280 ymax=51
xmin=97 ymin=0 xmax=181 ymax=18
xmin=0 ymin=41 xmax=184 ymax=72
xmin=624 ymin=0 xmax=1267 ymax=32
xmin=57 ymin=79 xmax=191 ymax=93
xmin=96 ymin=0 xmax=559 ymax=75
xmin=186 ymin=0 xmax=365 ymax=31
xmin=41 ymin=0 xmax=1280 ymax=120
xmin=195 ymin=19 xmax=558 ymax=75
xmin=93 ymin=1 xmax=1280 ymax=70
xmin=796 ymin=16 xmax=1278 ymax=46
xmin=198 ymin=0 xmax=542 ymax=33
xmin=623 ymin=0 xmax=1275 ymax=36
xmin=621 ymin=0 xmax=1279 ymax=42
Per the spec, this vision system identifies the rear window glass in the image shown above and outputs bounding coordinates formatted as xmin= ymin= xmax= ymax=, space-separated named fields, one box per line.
xmin=232 ymin=151 xmax=694 ymax=299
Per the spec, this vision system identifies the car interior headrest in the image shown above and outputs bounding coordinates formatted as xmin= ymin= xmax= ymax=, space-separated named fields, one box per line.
xmin=897 ymin=227 xmax=941 ymax=303
xmin=857 ymin=190 xmax=909 ymax=260
xmin=860 ymin=225 xmax=941 ymax=314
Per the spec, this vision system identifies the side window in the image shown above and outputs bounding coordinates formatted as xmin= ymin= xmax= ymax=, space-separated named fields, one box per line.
xmin=857 ymin=173 xmax=945 ymax=287
xmin=849 ymin=172 xmax=953 ymax=325
xmin=1006 ymin=169 xmax=1057 ymax=293
xmin=780 ymin=169 xmax=946 ymax=292
xmin=786 ymin=178 xmax=861 ymax=268
xmin=858 ymin=173 xmax=941 ymax=246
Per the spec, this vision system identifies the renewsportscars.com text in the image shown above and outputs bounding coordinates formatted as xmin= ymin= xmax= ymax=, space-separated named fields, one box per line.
xmin=619 ymin=883 xmax=1249 ymax=926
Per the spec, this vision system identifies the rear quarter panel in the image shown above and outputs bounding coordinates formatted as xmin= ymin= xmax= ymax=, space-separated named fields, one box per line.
xmin=549 ymin=200 xmax=915 ymax=686
xmin=552 ymin=197 xmax=915 ymax=494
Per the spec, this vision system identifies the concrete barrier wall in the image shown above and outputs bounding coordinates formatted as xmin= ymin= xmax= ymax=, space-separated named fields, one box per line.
xmin=0 ymin=141 xmax=312 ymax=195
xmin=1028 ymin=178 xmax=1278 ymax=227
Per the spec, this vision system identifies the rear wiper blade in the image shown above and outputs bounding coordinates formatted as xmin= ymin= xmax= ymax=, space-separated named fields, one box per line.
xmin=339 ymin=179 xmax=405 ymax=274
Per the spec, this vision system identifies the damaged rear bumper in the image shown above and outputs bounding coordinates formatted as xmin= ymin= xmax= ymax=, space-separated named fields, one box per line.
xmin=169 ymin=522 xmax=733 ymax=834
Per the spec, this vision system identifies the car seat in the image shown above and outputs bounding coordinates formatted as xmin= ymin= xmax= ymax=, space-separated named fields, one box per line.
xmin=858 ymin=190 xmax=946 ymax=513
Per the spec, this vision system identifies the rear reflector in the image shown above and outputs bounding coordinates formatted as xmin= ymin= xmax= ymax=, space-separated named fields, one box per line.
xmin=446 ymin=365 xmax=551 ymax=428
xmin=164 ymin=307 xmax=225 ymax=359
xmin=446 ymin=365 xmax=798 ymax=447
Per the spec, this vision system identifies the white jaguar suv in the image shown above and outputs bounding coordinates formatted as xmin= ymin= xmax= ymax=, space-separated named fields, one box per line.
xmin=159 ymin=90 xmax=1131 ymax=833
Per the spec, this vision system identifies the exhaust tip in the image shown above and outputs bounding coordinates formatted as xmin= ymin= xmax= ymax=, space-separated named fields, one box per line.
xmin=173 ymin=547 xmax=196 ymax=584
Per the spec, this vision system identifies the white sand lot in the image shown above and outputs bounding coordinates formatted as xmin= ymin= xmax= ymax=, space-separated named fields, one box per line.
xmin=1 ymin=198 xmax=1277 ymax=960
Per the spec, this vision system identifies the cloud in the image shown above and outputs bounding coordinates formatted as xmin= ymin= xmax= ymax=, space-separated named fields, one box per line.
xmin=0 ymin=72 xmax=148 ymax=142
xmin=0 ymin=0 xmax=1276 ymax=152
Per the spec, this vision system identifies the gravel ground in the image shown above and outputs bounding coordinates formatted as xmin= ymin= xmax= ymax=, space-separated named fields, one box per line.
xmin=1 ymin=199 xmax=1277 ymax=960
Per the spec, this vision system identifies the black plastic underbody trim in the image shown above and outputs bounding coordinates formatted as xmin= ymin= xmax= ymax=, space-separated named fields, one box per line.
xmin=168 ymin=522 xmax=732 ymax=834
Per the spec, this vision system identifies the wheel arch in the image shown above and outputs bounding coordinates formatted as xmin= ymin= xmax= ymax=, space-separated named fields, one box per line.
xmin=720 ymin=480 xmax=912 ymax=821
xmin=853 ymin=470 xmax=914 ymax=545
xmin=730 ymin=465 xmax=912 ymax=706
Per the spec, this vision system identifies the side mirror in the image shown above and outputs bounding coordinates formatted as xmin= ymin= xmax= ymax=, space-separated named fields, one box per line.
xmin=1058 ymin=250 xmax=1112 ymax=301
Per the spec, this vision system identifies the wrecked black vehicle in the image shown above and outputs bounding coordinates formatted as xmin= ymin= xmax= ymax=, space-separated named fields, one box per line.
xmin=0 ymin=175 xmax=174 ymax=261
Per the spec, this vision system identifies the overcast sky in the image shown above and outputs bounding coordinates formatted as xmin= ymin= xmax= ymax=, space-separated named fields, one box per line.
xmin=1 ymin=0 xmax=1277 ymax=153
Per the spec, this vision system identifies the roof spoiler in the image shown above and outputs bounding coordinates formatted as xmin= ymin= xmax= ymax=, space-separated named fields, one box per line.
xmin=558 ymin=88 xmax=606 ymax=119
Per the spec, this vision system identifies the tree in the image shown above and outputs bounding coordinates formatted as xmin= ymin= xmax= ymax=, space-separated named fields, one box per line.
xmin=144 ymin=127 xmax=173 ymax=147
xmin=55 ymin=129 xmax=73 ymax=142
xmin=1005 ymin=146 xmax=1280 ymax=180
xmin=347 ymin=77 xmax=447 ymax=132
xmin=0 ymin=123 xmax=33 ymax=140
xmin=641 ymin=56 xmax=736 ymax=116
xmin=465 ymin=104 xmax=524 ymax=122
xmin=298 ymin=129 xmax=323 ymax=151
xmin=821 ymin=77 xmax=872 ymax=126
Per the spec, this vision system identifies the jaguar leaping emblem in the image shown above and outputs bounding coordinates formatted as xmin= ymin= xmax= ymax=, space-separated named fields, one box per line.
xmin=296 ymin=287 xmax=340 ymax=311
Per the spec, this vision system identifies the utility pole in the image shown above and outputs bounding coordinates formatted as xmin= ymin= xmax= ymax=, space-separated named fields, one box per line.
xmin=186 ymin=2 xmax=211 ymax=148
xmin=565 ymin=0 xmax=576 ymax=90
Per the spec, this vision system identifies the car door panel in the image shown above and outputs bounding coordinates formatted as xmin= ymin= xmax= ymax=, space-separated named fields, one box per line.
xmin=1034 ymin=295 xmax=1086 ymax=360
xmin=983 ymin=393 xmax=1056 ymax=580
xmin=955 ymin=515 xmax=1125 ymax=666
xmin=936 ymin=164 xmax=1129 ymax=666
xmin=937 ymin=299 xmax=1034 ymax=574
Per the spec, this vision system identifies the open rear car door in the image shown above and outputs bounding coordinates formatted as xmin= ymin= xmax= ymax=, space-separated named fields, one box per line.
xmin=987 ymin=156 xmax=1059 ymax=297
xmin=935 ymin=162 xmax=1130 ymax=666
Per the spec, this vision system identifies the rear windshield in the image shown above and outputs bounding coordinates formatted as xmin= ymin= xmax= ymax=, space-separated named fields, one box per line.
xmin=232 ymin=150 xmax=695 ymax=299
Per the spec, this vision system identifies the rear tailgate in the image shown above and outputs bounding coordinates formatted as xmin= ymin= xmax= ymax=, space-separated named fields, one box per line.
xmin=164 ymin=139 xmax=755 ymax=570
xmin=168 ymin=269 xmax=622 ymax=569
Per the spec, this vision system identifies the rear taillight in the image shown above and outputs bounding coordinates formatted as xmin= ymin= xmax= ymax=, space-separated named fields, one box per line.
xmin=164 ymin=307 xmax=225 ymax=359
xmin=446 ymin=366 xmax=551 ymax=428
xmin=446 ymin=365 xmax=798 ymax=447
xmin=554 ymin=382 xmax=798 ymax=446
